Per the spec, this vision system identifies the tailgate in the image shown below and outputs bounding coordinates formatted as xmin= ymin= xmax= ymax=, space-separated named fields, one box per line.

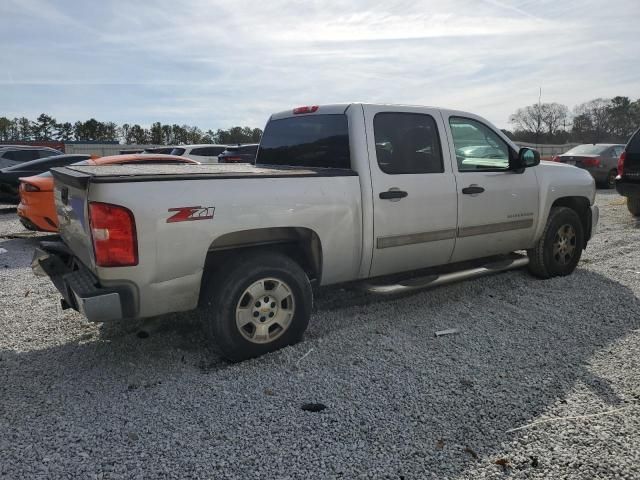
xmin=51 ymin=167 xmax=96 ymax=270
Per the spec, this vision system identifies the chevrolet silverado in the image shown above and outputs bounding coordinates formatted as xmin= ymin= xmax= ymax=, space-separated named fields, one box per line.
xmin=33 ymin=103 xmax=599 ymax=361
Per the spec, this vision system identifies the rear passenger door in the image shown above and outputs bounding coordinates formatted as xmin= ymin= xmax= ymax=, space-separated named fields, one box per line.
xmin=365 ymin=106 xmax=458 ymax=277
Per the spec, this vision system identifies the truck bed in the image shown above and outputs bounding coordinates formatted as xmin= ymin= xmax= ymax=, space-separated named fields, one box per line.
xmin=51 ymin=163 xmax=357 ymax=187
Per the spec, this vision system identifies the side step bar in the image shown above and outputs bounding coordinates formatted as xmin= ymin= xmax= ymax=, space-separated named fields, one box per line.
xmin=363 ymin=254 xmax=530 ymax=295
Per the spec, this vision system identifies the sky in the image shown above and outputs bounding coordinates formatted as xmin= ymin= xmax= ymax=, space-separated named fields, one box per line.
xmin=1 ymin=0 xmax=639 ymax=130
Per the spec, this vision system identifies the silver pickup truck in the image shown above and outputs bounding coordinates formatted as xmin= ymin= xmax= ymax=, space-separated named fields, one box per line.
xmin=34 ymin=103 xmax=599 ymax=361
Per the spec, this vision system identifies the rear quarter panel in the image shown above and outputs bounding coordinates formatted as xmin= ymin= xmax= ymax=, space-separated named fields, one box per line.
xmin=86 ymin=176 xmax=363 ymax=318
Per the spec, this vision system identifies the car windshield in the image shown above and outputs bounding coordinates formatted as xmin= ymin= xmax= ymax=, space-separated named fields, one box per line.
xmin=564 ymin=145 xmax=608 ymax=155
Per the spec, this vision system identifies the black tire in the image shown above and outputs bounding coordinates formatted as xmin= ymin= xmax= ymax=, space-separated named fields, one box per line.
xmin=527 ymin=206 xmax=584 ymax=279
xmin=199 ymin=251 xmax=312 ymax=362
xmin=606 ymin=169 xmax=617 ymax=189
xmin=627 ymin=196 xmax=640 ymax=217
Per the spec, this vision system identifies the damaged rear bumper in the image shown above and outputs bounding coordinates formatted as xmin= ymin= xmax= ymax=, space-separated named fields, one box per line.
xmin=32 ymin=241 xmax=133 ymax=322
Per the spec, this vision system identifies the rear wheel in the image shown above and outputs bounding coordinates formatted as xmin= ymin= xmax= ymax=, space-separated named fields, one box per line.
xmin=606 ymin=169 xmax=617 ymax=189
xmin=527 ymin=207 xmax=584 ymax=279
xmin=199 ymin=251 xmax=312 ymax=362
xmin=627 ymin=196 xmax=640 ymax=217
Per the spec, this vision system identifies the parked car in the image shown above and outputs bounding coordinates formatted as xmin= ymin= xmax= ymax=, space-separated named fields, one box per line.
xmin=615 ymin=127 xmax=640 ymax=216
xmin=552 ymin=144 xmax=625 ymax=188
xmin=0 ymin=145 xmax=63 ymax=169
xmin=143 ymin=146 xmax=176 ymax=154
xmin=217 ymin=144 xmax=259 ymax=163
xmin=18 ymin=154 xmax=199 ymax=232
xmin=170 ymin=144 xmax=228 ymax=163
xmin=0 ymin=154 xmax=93 ymax=202
xmin=34 ymin=103 xmax=597 ymax=362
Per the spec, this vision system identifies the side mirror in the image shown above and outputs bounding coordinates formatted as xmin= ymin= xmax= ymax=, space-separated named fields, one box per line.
xmin=514 ymin=147 xmax=540 ymax=170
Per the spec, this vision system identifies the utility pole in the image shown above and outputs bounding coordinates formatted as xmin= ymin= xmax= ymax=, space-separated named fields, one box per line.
xmin=536 ymin=87 xmax=542 ymax=149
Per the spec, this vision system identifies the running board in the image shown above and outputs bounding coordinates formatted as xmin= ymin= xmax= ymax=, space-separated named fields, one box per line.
xmin=363 ymin=255 xmax=530 ymax=295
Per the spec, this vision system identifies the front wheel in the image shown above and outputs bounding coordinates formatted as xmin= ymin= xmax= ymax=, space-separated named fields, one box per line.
xmin=199 ymin=251 xmax=312 ymax=362
xmin=527 ymin=207 xmax=584 ymax=279
xmin=627 ymin=196 xmax=640 ymax=217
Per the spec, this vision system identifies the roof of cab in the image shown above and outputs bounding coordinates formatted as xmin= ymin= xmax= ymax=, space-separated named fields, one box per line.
xmin=270 ymin=104 xmax=354 ymax=121
xmin=268 ymin=103 xmax=457 ymax=121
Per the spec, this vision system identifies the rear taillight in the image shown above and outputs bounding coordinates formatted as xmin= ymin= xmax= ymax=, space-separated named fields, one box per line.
xmin=22 ymin=183 xmax=40 ymax=192
xmin=582 ymin=157 xmax=601 ymax=167
xmin=293 ymin=105 xmax=319 ymax=114
xmin=89 ymin=202 xmax=138 ymax=267
xmin=618 ymin=151 xmax=626 ymax=176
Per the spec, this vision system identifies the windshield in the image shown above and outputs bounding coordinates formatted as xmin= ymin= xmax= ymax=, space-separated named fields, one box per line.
xmin=564 ymin=145 xmax=608 ymax=155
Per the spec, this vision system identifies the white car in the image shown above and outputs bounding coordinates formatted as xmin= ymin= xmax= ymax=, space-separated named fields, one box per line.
xmin=36 ymin=103 xmax=598 ymax=361
xmin=170 ymin=144 xmax=228 ymax=163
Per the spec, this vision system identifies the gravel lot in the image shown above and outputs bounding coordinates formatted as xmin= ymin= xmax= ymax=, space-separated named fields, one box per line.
xmin=1 ymin=191 xmax=639 ymax=479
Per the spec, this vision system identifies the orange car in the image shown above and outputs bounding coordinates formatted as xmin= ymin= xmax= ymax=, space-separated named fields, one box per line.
xmin=17 ymin=153 xmax=198 ymax=232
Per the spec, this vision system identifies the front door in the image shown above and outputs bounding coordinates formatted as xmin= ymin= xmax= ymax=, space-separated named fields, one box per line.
xmin=443 ymin=114 xmax=539 ymax=262
xmin=365 ymin=106 xmax=458 ymax=277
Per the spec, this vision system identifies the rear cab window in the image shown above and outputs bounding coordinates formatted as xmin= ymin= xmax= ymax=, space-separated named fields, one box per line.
xmin=256 ymin=114 xmax=350 ymax=169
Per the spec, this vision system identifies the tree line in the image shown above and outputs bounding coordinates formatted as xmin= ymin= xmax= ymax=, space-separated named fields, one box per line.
xmin=0 ymin=114 xmax=263 ymax=145
xmin=4 ymin=96 xmax=639 ymax=147
xmin=506 ymin=96 xmax=640 ymax=144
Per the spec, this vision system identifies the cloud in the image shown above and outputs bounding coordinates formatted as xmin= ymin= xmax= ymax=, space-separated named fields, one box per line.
xmin=1 ymin=0 xmax=639 ymax=129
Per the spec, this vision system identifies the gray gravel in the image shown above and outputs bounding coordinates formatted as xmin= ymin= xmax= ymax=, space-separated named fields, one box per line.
xmin=1 ymin=191 xmax=639 ymax=479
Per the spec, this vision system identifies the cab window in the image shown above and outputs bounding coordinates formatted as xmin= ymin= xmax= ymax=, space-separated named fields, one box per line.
xmin=373 ymin=112 xmax=444 ymax=174
xmin=257 ymin=114 xmax=350 ymax=169
xmin=449 ymin=117 xmax=510 ymax=171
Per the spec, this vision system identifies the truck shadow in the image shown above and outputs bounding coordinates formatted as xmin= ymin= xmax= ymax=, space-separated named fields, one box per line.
xmin=1 ymin=267 xmax=638 ymax=477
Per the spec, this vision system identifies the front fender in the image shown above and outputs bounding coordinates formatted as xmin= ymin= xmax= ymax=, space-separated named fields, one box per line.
xmin=532 ymin=161 xmax=596 ymax=243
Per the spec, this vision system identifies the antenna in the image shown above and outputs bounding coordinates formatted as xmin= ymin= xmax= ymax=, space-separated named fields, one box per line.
xmin=536 ymin=87 xmax=542 ymax=149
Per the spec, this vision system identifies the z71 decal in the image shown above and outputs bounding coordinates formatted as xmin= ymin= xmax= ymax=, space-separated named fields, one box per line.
xmin=167 ymin=206 xmax=215 ymax=223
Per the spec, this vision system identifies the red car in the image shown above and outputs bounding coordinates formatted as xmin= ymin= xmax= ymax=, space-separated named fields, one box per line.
xmin=17 ymin=154 xmax=199 ymax=232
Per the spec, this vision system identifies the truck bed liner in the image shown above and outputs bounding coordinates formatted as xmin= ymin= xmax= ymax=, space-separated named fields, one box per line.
xmin=51 ymin=163 xmax=357 ymax=188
